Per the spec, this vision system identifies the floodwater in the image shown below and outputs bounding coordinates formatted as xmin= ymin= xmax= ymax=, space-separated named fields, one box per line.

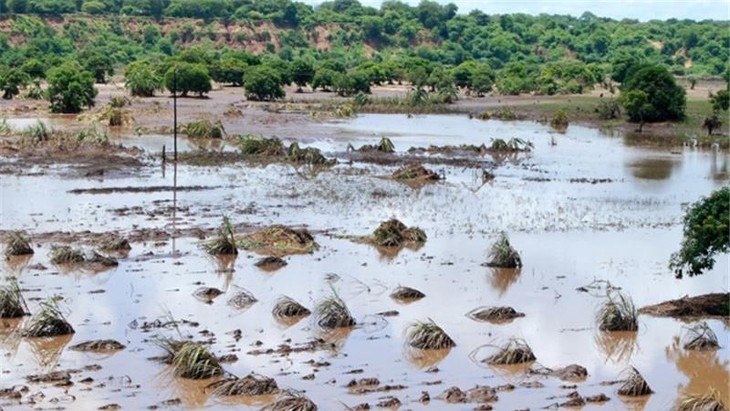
xmin=1 ymin=114 xmax=728 ymax=410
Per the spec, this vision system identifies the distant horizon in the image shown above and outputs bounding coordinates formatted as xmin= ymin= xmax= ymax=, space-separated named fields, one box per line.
xmin=307 ymin=0 xmax=730 ymax=22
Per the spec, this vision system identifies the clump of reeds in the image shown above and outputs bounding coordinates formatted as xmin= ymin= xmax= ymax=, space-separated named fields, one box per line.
xmin=617 ymin=367 xmax=653 ymax=396
xmin=484 ymin=338 xmax=536 ymax=365
xmin=682 ymin=322 xmax=720 ymax=351
xmin=550 ymin=109 xmax=570 ymax=131
xmin=371 ymin=219 xmax=427 ymax=248
xmin=181 ymin=119 xmax=226 ymax=139
xmin=272 ymin=296 xmax=311 ymax=320
xmin=98 ymin=236 xmax=131 ymax=252
xmin=405 ymin=319 xmax=456 ymax=350
xmin=467 ymin=306 xmax=524 ymax=323
xmin=228 ymin=289 xmax=258 ymax=310
xmin=260 ymin=391 xmax=317 ymax=411
xmin=314 ymin=291 xmax=355 ymax=329
xmin=489 ymin=137 xmax=533 ymax=152
xmin=23 ymin=297 xmax=75 ymax=337
xmin=390 ymin=286 xmax=426 ymax=302
xmin=673 ymin=388 xmax=728 ymax=411
xmin=239 ymin=135 xmax=285 ymax=156
xmin=24 ymin=120 xmax=52 ymax=142
xmin=159 ymin=339 xmax=224 ymax=379
xmin=4 ymin=231 xmax=34 ymax=257
xmin=486 ymin=232 xmax=522 ymax=268
xmin=597 ymin=290 xmax=638 ymax=332
xmin=204 ymin=217 xmax=238 ymax=255
xmin=206 ymin=373 xmax=280 ymax=396
xmin=0 ymin=277 xmax=28 ymax=318
xmin=50 ymin=246 xmax=86 ymax=265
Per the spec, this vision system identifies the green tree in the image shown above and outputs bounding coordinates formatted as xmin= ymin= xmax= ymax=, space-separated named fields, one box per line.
xmin=243 ymin=65 xmax=285 ymax=101
xmin=46 ymin=62 xmax=97 ymax=113
xmin=209 ymin=58 xmax=248 ymax=87
xmin=290 ymin=59 xmax=314 ymax=92
xmin=21 ymin=59 xmax=45 ymax=79
xmin=0 ymin=68 xmax=30 ymax=100
xmin=125 ymin=60 xmax=162 ymax=97
xmin=710 ymin=90 xmax=729 ymax=113
xmin=619 ymin=90 xmax=653 ymax=132
xmin=164 ymin=63 xmax=211 ymax=97
xmin=312 ymin=68 xmax=337 ymax=92
xmin=621 ymin=64 xmax=686 ymax=122
xmin=670 ymin=187 xmax=729 ymax=277
xmin=80 ymin=51 xmax=115 ymax=84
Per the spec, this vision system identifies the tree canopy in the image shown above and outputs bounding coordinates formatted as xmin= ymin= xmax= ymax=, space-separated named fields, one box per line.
xmin=620 ymin=64 xmax=686 ymax=122
xmin=45 ymin=61 xmax=97 ymax=113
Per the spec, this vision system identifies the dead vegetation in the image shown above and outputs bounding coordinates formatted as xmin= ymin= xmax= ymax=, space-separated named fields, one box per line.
xmin=255 ymin=256 xmax=288 ymax=270
xmin=260 ymin=391 xmax=317 ymax=411
xmin=391 ymin=163 xmax=441 ymax=183
xmin=639 ymin=293 xmax=730 ymax=318
xmin=597 ymin=290 xmax=638 ymax=332
xmin=617 ymin=367 xmax=653 ymax=397
xmin=181 ymin=119 xmax=226 ymax=139
xmin=49 ymin=246 xmax=86 ymax=264
xmin=193 ymin=287 xmax=224 ymax=303
xmin=206 ymin=373 xmax=280 ymax=396
xmin=486 ymin=232 xmax=522 ymax=268
xmin=361 ymin=219 xmax=427 ymax=248
xmin=484 ymin=338 xmax=536 ymax=365
xmin=488 ymin=138 xmax=533 ymax=152
xmin=673 ymin=388 xmax=728 ymax=411
xmin=98 ymin=236 xmax=131 ymax=252
xmin=682 ymin=322 xmax=721 ymax=351
xmin=314 ymin=291 xmax=356 ymax=329
xmin=272 ymin=296 xmax=311 ymax=321
xmin=227 ymin=289 xmax=258 ymax=310
xmin=238 ymin=135 xmax=333 ymax=166
xmin=466 ymin=306 xmax=524 ymax=323
xmin=4 ymin=231 xmax=34 ymax=257
xmin=349 ymin=137 xmax=395 ymax=153
xmin=69 ymin=339 xmax=126 ymax=352
xmin=405 ymin=319 xmax=456 ymax=350
xmin=204 ymin=217 xmax=238 ymax=255
xmin=390 ymin=286 xmax=426 ymax=302
xmin=0 ymin=277 xmax=28 ymax=318
xmin=23 ymin=297 xmax=75 ymax=337
xmin=238 ymin=225 xmax=318 ymax=256
xmin=155 ymin=338 xmax=223 ymax=379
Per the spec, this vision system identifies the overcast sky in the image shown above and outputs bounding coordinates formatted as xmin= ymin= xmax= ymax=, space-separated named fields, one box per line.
xmin=309 ymin=0 xmax=730 ymax=21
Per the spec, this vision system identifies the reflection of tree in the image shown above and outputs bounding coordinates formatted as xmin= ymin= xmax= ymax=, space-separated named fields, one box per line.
xmin=373 ymin=242 xmax=423 ymax=261
xmin=404 ymin=347 xmax=452 ymax=370
xmin=627 ymin=158 xmax=676 ymax=180
xmin=710 ymin=151 xmax=729 ymax=182
xmin=488 ymin=268 xmax=522 ymax=297
xmin=26 ymin=334 xmax=73 ymax=369
xmin=594 ymin=331 xmax=639 ymax=364
xmin=666 ymin=335 xmax=730 ymax=402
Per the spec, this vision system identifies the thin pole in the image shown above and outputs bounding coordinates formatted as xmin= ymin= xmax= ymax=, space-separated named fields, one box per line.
xmin=173 ymin=68 xmax=178 ymax=163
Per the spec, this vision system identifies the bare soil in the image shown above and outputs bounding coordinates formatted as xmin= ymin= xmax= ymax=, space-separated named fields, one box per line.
xmin=639 ymin=293 xmax=730 ymax=319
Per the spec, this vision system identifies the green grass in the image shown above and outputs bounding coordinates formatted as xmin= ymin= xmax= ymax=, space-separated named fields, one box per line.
xmin=23 ymin=297 xmax=75 ymax=337
xmin=4 ymin=231 xmax=34 ymax=257
xmin=0 ymin=277 xmax=28 ymax=318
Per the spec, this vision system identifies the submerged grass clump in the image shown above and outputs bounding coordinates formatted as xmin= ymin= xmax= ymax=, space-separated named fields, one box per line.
xmin=287 ymin=142 xmax=333 ymax=166
xmin=314 ymin=291 xmax=355 ymax=329
xmin=617 ymin=367 xmax=653 ymax=397
xmin=486 ymin=232 xmax=522 ymax=268
xmin=238 ymin=225 xmax=318 ymax=256
xmin=50 ymin=246 xmax=85 ymax=265
xmin=260 ymin=391 xmax=317 ymax=411
xmin=4 ymin=232 xmax=34 ymax=257
xmin=204 ymin=217 xmax=238 ymax=255
xmin=156 ymin=338 xmax=223 ymax=379
xmin=390 ymin=286 xmax=426 ymax=302
xmin=673 ymin=388 xmax=728 ymax=411
xmin=467 ymin=306 xmax=525 ymax=323
xmin=597 ymin=290 xmax=639 ymax=332
xmin=98 ymin=236 xmax=131 ymax=252
xmin=272 ymin=296 xmax=311 ymax=320
xmin=489 ymin=137 xmax=533 ymax=152
xmin=181 ymin=119 xmax=226 ymax=139
xmin=239 ymin=135 xmax=285 ymax=156
xmin=406 ymin=319 xmax=456 ymax=350
xmin=485 ymin=338 xmax=536 ymax=365
xmin=23 ymin=297 xmax=75 ymax=337
xmin=206 ymin=374 xmax=279 ymax=396
xmin=351 ymin=137 xmax=395 ymax=153
xmin=392 ymin=163 xmax=441 ymax=182
xmin=682 ymin=322 xmax=720 ymax=351
xmin=371 ymin=219 xmax=427 ymax=248
xmin=0 ymin=277 xmax=28 ymax=318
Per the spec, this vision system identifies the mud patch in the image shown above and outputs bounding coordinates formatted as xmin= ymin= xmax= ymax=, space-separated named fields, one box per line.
xmin=69 ymin=339 xmax=126 ymax=353
xmin=638 ymin=293 xmax=730 ymax=318
xmin=68 ymin=185 xmax=219 ymax=195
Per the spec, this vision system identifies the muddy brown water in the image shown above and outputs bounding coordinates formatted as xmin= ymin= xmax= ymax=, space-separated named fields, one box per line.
xmin=1 ymin=114 xmax=728 ymax=410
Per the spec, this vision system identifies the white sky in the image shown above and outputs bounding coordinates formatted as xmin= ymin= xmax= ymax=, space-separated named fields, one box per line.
xmin=308 ymin=0 xmax=730 ymax=21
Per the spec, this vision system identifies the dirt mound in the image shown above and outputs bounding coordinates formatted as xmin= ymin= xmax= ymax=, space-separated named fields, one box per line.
xmin=239 ymin=225 xmax=318 ymax=256
xmin=467 ymin=306 xmax=524 ymax=323
xmin=370 ymin=219 xmax=427 ymax=248
xmin=638 ymin=293 xmax=729 ymax=318
xmin=70 ymin=340 xmax=126 ymax=353
xmin=392 ymin=164 xmax=441 ymax=183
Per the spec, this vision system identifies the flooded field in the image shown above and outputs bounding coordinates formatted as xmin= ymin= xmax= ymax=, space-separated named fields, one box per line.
xmin=1 ymin=114 xmax=728 ymax=410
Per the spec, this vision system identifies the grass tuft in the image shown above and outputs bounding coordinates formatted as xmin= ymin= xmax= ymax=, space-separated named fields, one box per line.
xmin=489 ymin=138 xmax=533 ymax=152
xmin=484 ymin=338 xmax=536 ymax=365
xmin=239 ymin=135 xmax=285 ymax=156
xmin=673 ymin=388 xmax=728 ymax=411
xmin=682 ymin=322 xmax=720 ymax=351
xmin=156 ymin=339 xmax=224 ymax=379
xmin=390 ymin=286 xmax=426 ymax=302
xmin=50 ymin=246 xmax=86 ymax=265
xmin=98 ymin=236 xmax=131 ymax=252
xmin=486 ymin=232 xmax=522 ymax=268
xmin=352 ymin=137 xmax=395 ymax=153
xmin=617 ymin=367 xmax=653 ymax=396
xmin=206 ymin=373 xmax=280 ymax=396
xmin=181 ymin=119 xmax=226 ymax=139
xmin=204 ymin=217 xmax=238 ymax=255
xmin=392 ymin=163 xmax=441 ymax=182
xmin=228 ymin=289 xmax=258 ymax=310
xmin=597 ymin=290 xmax=638 ymax=332
xmin=272 ymin=296 xmax=311 ymax=320
xmin=23 ymin=297 xmax=75 ymax=337
xmin=0 ymin=277 xmax=29 ymax=318
xmin=238 ymin=225 xmax=318 ymax=256
xmin=4 ymin=232 xmax=34 ymax=257
xmin=405 ymin=319 xmax=456 ymax=350
xmin=467 ymin=306 xmax=525 ymax=323
xmin=260 ymin=390 xmax=317 ymax=411
xmin=371 ymin=219 xmax=427 ymax=248
xmin=314 ymin=290 xmax=355 ymax=329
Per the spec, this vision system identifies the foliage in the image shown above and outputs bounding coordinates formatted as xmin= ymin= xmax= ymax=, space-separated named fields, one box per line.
xmin=46 ymin=61 xmax=97 ymax=113
xmin=204 ymin=216 xmax=237 ymax=255
xmin=209 ymin=58 xmax=247 ymax=86
xmin=0 ymin=68 xmax=30 ymax=100
xmin=181 ymin=119 xmax=225 ymax=138
xmin=290 ymin=58 xmax=314 ymax=91
xmin=125 ymin=60 xmax=162 ymax=97
xmin=620 ymin=64 xmax=686 ymax=122
xmin=702 ymin=115 xmax=722 ymax=136
xmin=710 ymin=89 xmax=729 ymax=113
xmin=670 ymin=187 xmax=729 ymax=277
xmin=314 ymin=290 xmax=355 ymax=329
xmin=244 ymin=65 xmax=285 ymax=101
xmin=164 ymin=62 xmax=212 ymax=97
xmin=550 ymin=108 xmax=570 ymax=130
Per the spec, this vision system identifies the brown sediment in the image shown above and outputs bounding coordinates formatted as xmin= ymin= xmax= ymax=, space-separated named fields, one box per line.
xmin=238 ymin=225 xmax=318 ymax=257
xmin=639 ymin=293 xmax=730 ymax=318
xmin=69 ymin=340 xmax=126 ymax=353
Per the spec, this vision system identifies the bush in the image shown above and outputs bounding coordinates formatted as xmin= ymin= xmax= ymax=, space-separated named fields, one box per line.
xmin=164 ymin=63 xmax=211 ymax=97
xmin=243 ymin=65 xmax=285 ymax=101
xmin=0 ymin=68 xmax=30 ymax=100
xmin=125 ymin=61 xmax=162 ymax=97
xmin=621 ymin=64 xmax=686 ymax=122
xmin=46 ymin=62 xmax=98 ymax=113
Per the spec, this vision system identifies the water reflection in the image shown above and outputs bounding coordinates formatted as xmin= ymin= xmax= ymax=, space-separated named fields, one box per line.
xmin=26 ymin=334 xmax=73 ymax=368
xmin=594 ymin=331 xmax=639 ymax=364
xmin=316 ymin=327 xmax=353 ymax=353
xmin=710 ymin=151 xmax=729 ymax=181
xmin=403 ymin=347 xmax=452 ymax=369
xmin=666 ymin=335 xmax=730 ymax=402
xmin=487 ymin=268 xmax=522 ymax=297
xmin=164 ymin=373 xmax=217 ymax=408
xmin=4 ymin=255 xmax=33 ymax=275
xmin=0 ymin=318 xmax=24 ymax=357
xmin=627 ymin=158 xmax=678 ymax=180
